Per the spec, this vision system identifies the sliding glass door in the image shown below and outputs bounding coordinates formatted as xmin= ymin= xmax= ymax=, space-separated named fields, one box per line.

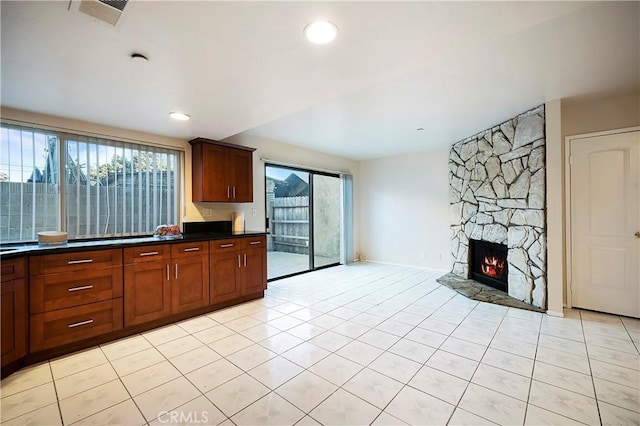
xmin=312 ymin=174 xmax=341 ymax=268
xmin=265 ymin=165 xmax=341 ymax=280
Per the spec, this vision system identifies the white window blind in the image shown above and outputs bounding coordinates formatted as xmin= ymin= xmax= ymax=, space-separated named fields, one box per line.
xmin=0 ymin=123 xmax=180 ymax=243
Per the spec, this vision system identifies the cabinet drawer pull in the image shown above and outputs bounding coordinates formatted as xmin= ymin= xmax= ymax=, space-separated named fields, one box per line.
xmin=68 ymin=285 xmax=93 ymax=292
xmin=220 ymin=243 xmax=234 ymax=248
xmin=175 ymin=264 xmax=178 ymax=280
xmin=139 ymin=251 xmax=159 ymax=257
xmin=68 ymin=319 xmax=93 ymax=328
xmin=244 ymin=253 xmax=247 ymax=267
xmin=238 ymin=254 xmax=241 ymax=268
xmin=183 ymin=247 xmax=200 ymax=252
xmin=67 ymin=259 xmax=93 ymax=265
xmin=233 ymin=186 xmax=236 ymax=199
xmin=166 ymin=265 xmax=170 ymax=281
xmin=249 ymin=241 xmax=261 ymax=245
xmin=227 ymin=186 xmax=230 ymax=198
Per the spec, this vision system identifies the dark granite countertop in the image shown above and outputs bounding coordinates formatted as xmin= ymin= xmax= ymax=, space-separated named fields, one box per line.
xmin=0 ymin=221 xmax=267 ymax=259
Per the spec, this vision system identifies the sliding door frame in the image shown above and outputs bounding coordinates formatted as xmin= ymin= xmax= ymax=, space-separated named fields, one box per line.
xmin=265 ymin=163 xmax=342 ymax=281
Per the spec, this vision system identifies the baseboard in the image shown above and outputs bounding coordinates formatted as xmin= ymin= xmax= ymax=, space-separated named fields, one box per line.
xmin=363 ymin=259 xmax=448 ymax=273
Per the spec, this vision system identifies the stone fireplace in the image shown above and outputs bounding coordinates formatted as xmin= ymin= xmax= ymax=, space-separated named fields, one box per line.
xmin=448 ymin=105 xmax=547 ymax=309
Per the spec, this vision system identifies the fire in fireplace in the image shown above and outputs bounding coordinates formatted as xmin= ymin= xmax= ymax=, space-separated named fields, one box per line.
xmin=469 ymin=239 xmax=508 ymax=292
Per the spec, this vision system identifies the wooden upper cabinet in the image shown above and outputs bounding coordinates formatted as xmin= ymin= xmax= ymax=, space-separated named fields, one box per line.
xmin=228 ymin=148 xmax=253 ymax=202
xmin=189 ymin=138 xmax=255 ymax=203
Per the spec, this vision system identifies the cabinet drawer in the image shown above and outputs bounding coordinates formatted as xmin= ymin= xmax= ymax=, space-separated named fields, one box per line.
xmin=124 ymin=245 xmax=170 ymax=264
xmin=30 ymin=249 xmax=123 ymax=275
xmin=30 ymin=299 xmax=123 ymax=352
xmin=30 ymin=267 xmax=123 ymax=314
xmin=171 ymin=241 xmax=209 ymax=258
xmin=211 ymin=239 xmax=241 ymax=253
xmin=1 ymin=257 xmax=25 ymax=281
xmin=242 ymin=236 xmax=266 ymax=249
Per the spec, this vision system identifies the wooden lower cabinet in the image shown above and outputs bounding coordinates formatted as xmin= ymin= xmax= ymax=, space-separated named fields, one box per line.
xmin=124 ymin=259 xmax=172 ymax=326
xmin=210 ymin=237 xmax=266 ymax=305
xmin=30 ymin=299 xmax=123 ymax=352
xmin=172 ymin=252 xmax=209 ymax=314
xmin=1 ymin=257 xmax=27 ymax=369
xmin=243 ymin=245 xmax=267 ymax=294
xmin=27 ymin=249 xmax=124 ymax=355
xmin=2 ymin=236 xmax=266 ymax=377
xmin=210 ymin=250 xmax=242 ymax=303
xmin=124 ymin=242 xmax=209 ymax=326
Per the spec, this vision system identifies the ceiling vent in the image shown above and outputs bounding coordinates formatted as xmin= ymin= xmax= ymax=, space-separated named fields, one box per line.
xmin=76 ymin=0 xmax=128 ymax=26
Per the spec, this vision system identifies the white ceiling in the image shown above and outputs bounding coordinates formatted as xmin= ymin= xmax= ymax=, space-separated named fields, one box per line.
xmin=1 ymin=1 xmax=638 ymax=160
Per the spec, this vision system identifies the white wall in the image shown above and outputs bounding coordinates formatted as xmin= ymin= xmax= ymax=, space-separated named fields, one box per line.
xmin=359 ymin=148 xmax=450 ymax=270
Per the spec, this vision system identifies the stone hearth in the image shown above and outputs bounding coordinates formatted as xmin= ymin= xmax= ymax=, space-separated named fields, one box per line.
xmin=448 ymin=105 xmax=547 ymax=309
xmin=437 ymin=273 xmax=545 ymax=313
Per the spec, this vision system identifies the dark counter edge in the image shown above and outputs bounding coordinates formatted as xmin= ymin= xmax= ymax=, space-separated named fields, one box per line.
xmin=1 ymin=291 xmax=264 ymax=379
xmin=0 ymin=231 xmax=269 ymax=259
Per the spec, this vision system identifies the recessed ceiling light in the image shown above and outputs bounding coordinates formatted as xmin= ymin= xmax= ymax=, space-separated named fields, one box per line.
xmin=304 ymin=21 xmax=338 ymax=44
xmin=169 ymin=112 xmax=190 ymax=121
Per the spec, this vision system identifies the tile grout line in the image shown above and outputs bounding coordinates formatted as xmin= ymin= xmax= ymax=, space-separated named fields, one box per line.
xmin=581 ymin=310 xmax=605 ymax=426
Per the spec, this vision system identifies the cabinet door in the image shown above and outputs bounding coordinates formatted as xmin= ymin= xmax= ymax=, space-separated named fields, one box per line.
xmin=229 ymin=148 xmax=253 ymax=202
xmin=124 ymin=261 xmax=171 ymax=326
xmin=201 ymin=143 xmax=229 ymax=202
xmin=172 ymin=255 xmax=209 ymax=314
xmin=210 ymin=251 xmax=241 ymax=303
xmin=242 ymin=247 xmax=267 ymax=295
xmin=1 ymin=277 xmax=26 ymax=368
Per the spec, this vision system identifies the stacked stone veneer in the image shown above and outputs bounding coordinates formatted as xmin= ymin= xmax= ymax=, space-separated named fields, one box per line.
xmin=449 ymin=105 xmax=546 ymax=308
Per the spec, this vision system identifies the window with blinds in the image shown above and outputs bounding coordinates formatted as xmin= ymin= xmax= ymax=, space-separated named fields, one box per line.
xmin=0 ymin=124 xmax=181 ymax=243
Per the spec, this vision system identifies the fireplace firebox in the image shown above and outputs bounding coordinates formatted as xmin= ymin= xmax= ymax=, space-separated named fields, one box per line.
xmin=469 ymin=239 xmax=508 ymax=292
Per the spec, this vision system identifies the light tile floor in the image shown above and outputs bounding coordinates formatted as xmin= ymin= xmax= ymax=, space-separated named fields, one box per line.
xmin=1 ymin=263 xmax=639 ymax=425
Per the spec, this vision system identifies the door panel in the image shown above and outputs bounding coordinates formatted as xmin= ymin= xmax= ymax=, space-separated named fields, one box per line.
xmin=124 ymin=261 xmax=171 ymax=326
xmin=244 ymin=248 xmax=266 ymax=294
xmin=230 ymin=149 xmax=253 ymax=202
xmin=202 ymin=144 xmax=228 ymax=201
xmin=312 ymin=174 xmax=341 ymax=268
xmin=210 ymin=252 xmax=241 ymax=303
xmin=265 ymin=166 xmax=311 ymax=279
xmin=571 ymin=130 xmax=640 ymax=317
xmin=172 ymin=256 xmax=209 ymax=313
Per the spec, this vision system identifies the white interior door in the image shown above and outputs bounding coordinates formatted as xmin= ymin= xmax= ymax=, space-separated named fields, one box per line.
xmin=570 ymin=129 xmax=640 ymax=318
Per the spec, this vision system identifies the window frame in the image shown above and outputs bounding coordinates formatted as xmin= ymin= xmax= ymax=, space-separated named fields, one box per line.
xmin=0 ymin=121 xmax=184 ymax=244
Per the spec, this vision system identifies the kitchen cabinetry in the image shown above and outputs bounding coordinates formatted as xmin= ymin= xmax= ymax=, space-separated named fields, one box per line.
xmin=2 ymin=232 xmax=266 ymax=379
xmin=124 ymin=241 xmax=209 ymax=326
xmin=189 ymin=138 xmax=255 ymax=203
xmin=171 ymin=242 xmax=209 ymax=314
xmin=29 ymin=250 xmax=123 ymax=352
xmin=210 ymin=236 xmax=266 ymax=304
xmin=1 ymin=257 xmax=26 ymax=370
xmin=243 ymin=237 xmax=267 ymax=294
